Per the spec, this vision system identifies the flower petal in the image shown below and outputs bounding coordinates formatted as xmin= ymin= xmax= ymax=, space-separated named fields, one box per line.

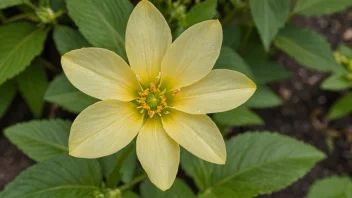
xmin=161 ymin=109 xmax=226 ymax=164
xmin=62 ymin=48 xmax=140 ymax=101
xmin=126 ymin=0 xmax=172 ymax=86
xmin=69 ymin=100 xmax=144 ymax=158
xmin=137 ymin=117 xmax=179 ymax=191
xmin=171 ymin=69 xmax=256 ymax=114
xmin=161 ymin=20 xmax=222 ymax=90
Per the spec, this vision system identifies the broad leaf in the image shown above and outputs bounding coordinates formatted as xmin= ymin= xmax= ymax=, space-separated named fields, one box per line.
xmin=4 ymin=119 xmax=70 ymax=162
xmin=140 ymin=179 xmax=196 ymax=198
xmin=0 ymin=0 xmax=22 ymax=9
xmin=184 ymin=0 xmax=217 ymax=28
xmin=197 ymin=132 xmax=326 ymax=198
xmin=67 ymin=0 xmax=133 ymax=59
xmin=338 ymin=44 xmax=352 ymax=58
xmin=16 ymin=61 xmax=48 ymax=118
xmin=0 ymin=22 xmax=48 ymax=85
xmin=214 ymin=47 xmax=254 ymax=79
xmin=0 ymin=80 xmax=16 ymax=119
xmin=0 ymin=155 xmax=102 ymax=198
xmin=274 ymin=25 xmax=340 ymax=72
xmin=223 ymin=23 xmax=241 ymax=50
xmin=213 ymin=106 xmax=264 ymax=126
xmin=250 ymin=0 xmax=290 ymax=51
xmin=327 ymin=93 xmax=352 ymax=120
xmin=122 ymin=191 xmax=140 ymax=198
xmin=44 ymin=74 xmax=98 ymax=114
xmin=244 ymin=85 xmax=282 ymax=108
xmin=307 ymin=176 xmax=352 ymax=198
xmin=321 ymin=74 xmax=352 ymax=91
xmin=99 ymin=143 xmax=138 ymax=183
xmin=293 ymin=0 xmax=352 ymax=16
xmin=53 ymin=25 xmax=91 ymax=55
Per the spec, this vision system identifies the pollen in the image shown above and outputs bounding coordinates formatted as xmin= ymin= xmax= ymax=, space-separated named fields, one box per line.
xmin=137 ymin=82 xmax=168 ymax=118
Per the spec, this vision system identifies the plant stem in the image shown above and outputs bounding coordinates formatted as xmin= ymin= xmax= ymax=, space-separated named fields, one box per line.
xmin=106 ymin=146 xmax=134 ymax=188
xmin=5 ymin=12 xmax=39 ymax=23
xmin=0 ymin=11 xmax=6 ymax=23
xmin=239 ymin=25 xmax=253 ymax=52
xmin=118 ymin=174 xmax=147 ymax=192
xmin=39 ymin=58 xmax=61 ymax=73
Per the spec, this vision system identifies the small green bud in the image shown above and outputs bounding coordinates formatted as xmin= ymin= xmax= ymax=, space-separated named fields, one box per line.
xmin=35 ymin=7 xmax=55 ymax=24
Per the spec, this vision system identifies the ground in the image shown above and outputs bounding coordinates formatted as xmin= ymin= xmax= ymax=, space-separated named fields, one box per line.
xmin=1 ymin=8 xmax=352 ymax=198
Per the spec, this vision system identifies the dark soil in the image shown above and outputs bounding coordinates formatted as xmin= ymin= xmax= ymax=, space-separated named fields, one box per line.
xmin=1 ymin=8 xmax=352 ymax=198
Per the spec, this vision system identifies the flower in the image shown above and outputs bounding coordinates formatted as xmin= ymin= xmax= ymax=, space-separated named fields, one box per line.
xmin=61 ymin=0 xmax=256 ymax=191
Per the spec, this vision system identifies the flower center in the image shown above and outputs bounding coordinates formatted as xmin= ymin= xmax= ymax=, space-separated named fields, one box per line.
xmin=137 ymin=83 xmax=168 ymax=118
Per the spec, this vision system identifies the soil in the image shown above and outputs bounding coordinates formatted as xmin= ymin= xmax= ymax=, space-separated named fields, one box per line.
xmin=1 ymin=8 xmax=352 ymax=198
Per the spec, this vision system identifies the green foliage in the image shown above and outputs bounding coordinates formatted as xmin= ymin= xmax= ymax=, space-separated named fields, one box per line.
xmin=140 ymin=179 xmax=196 ymax=198
xmin=67 ymin=0 xmax=133 ymax=59
xmin=327 ymin=93 xmax=352 ymax=120
xmin=293 ymin=0 xmax=352 ymax=16
xmin=250 ymin=0 xmax=290 ymax=51
xmin=223 ymin=23 xmax=241 ymax=50
xmin=53 ymin=26 xmax=91 ymax=55
xmin=307 ymin=176 xmax=352 ymax=198
xmin=321 ymin=74 xmax=352 ymax=91
xmin=0 ymin=80 xmax=16 ymax=119
xmin=213 ymin=106 xmax=264 ymax=126
xmin=184 ymin=0 xmax=217 ymax=28
xmin=275 ymin=25 xmax=340 ymax=72
xmin=182 ymin=132 xmax=326 ymax=198
xmin=44 ymin=74 xmax=98 ymax=114
xmin=4 ymin=119 xmax=70 ymax=162
xmin=0 ymin=22 xmax=48 ymax=85
xmin=16 ymin=60 xmax=48 ymax=118
xmin=0 ymin=0 xmax=22 ymax=9
xmin=245 ymin=85 xmax=283 ymax=108
xmin=0 ymin=155 xmax=102 ymax=198
xmin=214 ymin=47 xmax=254 ymax=79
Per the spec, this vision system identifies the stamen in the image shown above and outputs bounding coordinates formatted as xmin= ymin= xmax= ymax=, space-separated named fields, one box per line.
xmin=172 ymin=89 xmax=180 ymax=96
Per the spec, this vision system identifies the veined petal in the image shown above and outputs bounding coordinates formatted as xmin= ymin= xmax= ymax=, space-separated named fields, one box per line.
xmin=172 ymin=69 xmax=256 ymax=114
xmin=69 ymin=100 xmax=144 ymax=158
xmin=161 ymin=109 xmax=226 ymax=164
xmin=161 ymin=20 xmax=222 ymax=90
xmin=126 ymin=0 xmax=172 ymax=86
xmin=62 ymin=48 xmax=140 ymax=101
xmin=137 ymin=117 xmax=179 ymax=191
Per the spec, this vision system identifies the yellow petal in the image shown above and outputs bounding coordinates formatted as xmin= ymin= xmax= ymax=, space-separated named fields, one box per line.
xmin=172 ymin=69 xmax=256 ymax=114
xmin=161 ymin=110 xmax=226 ymax=164
xmin=126 ymin=0 xmax=172 ymax=86
xmin=69 ymin=100 xmax=144 ymax=158
xmin=137 ymin=117 xmax=179 ymax=191
xmin=161 ymin=20 xmax=222 ymax=90
xmin=62 ymin=48 xmax=140 ymax=101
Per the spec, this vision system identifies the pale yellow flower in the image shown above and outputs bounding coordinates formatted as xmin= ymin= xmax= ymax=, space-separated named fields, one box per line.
xmin=61 ymin=0 xmax=256 ymax=191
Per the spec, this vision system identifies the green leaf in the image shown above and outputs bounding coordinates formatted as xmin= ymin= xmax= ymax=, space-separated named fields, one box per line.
xmin=321 ymin=74 xmax=352 ymax=91
xmin=307 ymin=176 xmax=352 ymax=198
xmin=223 ymin=23 xmax=241 ymax=50
xmin=180 ymin=149 xmax=214 ymax=192
xmin=0 ymin=155 xmax=102 ymax=198
xmin=250 ymin=0 xmax=290 ymax=51
xmin=0 ymin=22 xmax=48 ymax=85
xmin=140 ymin=179 xmax=196 ymax=198
xmin=213 ymin=106 xmax=264 ymax=126
xmin=274 ymin=25 xmax=340 ymax=72
xmin=50 ymin=0 xmax=66 ymax=12
xmin=244 ymin=85 xmax=282 ymax=108
xmin=0 ymin=0 xmax=22 ymax=9
xmin=99 ymin=144 xmax=137 ymax=183
xmin=293 ymin=0 xmax=352 ymax=16
xmin=16 ymin=60 xmax=48 ymax=118
xmin=184 ymin=0 xmax=217 ymax=28
xmin=199 ymin=132 xmax=326 ymax=198
xmin=338 ymin=44 xmax=352 ymax=58
xmin=44 ymin=74 xmax=98 ymax=114
xmin=53 ymin=25 xmax=91 ymax=55
xmin=214 ymin=47 xmax=254 ymax=79
xmin=327 ymin=93 xmax=352 ymax=120
xmin=4 ymin=119 xmax=70 ymax=162
xmin=122 ymin=191 xmax=140 ymax=198
xmin=0 ymin=80 xmax=16 ymax=119
xmin=67 ymin=0 xmax=133 ymax=59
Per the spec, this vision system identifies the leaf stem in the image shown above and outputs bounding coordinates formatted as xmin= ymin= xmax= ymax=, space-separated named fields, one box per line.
xmin=118 ymin=174 xmax=147 ymax=192
xmin=5 ymin=12 xmax=39 ymax=23
xmin=0 ymin=11 xmax=6 ymax=23
xmin=39 ymin=58 xmax=61 ymax=73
